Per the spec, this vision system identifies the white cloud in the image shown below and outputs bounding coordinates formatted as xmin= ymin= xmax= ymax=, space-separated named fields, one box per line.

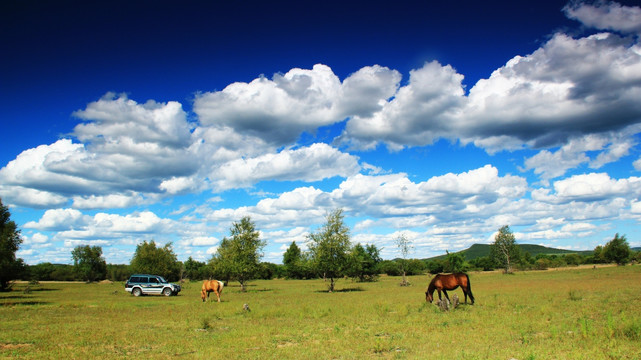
xmin=73 ymin=92 xmax=192 ymax=149
xmin=210 ymin=143 xmax=361 ymax=191
xmin=24 ymin=208 xmax=88 ymax=231
xmin=194 ymin=64 xmax=398 ymax=147
xmin=339 ymin=61 xmax=465 ymax=150
xmin=180 ymin=236 xmax=219 ymax=247
xmin=463 ymin=32 xmax=641 ymax=150
xmin=0 ymin=94 xmax=199 ymax=209
xmin=551 ymin=173 xmax=641 ymax=201
xmin=564 ymin=1 xmax=641 ymax=34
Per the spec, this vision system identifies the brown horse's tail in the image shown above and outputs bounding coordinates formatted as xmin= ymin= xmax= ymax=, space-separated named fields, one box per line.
xmin=465 ymin=273 xmax=475 ymax=304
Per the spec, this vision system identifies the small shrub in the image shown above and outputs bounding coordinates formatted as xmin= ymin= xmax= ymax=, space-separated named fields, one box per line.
xmin=201 ymin=318 xmax=212 ymax=331
xmin=568 ymin=290 xmax=582 ymax=301
xmin=621 ymin=321 xmax=641 ymax=341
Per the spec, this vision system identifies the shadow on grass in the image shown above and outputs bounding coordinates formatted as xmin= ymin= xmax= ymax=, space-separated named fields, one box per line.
xmin=0 ymin=295 xmax=31 ymax=300
xmin=30 ymin=288 xmax=60 ymax=292
xmin=315 ymin=287 xmax=365 ymax=293
xmin=0 ymin=301 xmax=51 ymax=307
xmin=245 ymin=288 xmax=272 ymax=293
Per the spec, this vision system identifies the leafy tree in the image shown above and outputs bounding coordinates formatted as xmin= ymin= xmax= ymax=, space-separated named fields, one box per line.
xmin=308 ymin=209 xmax=351 ymax=292
xmin=444 ymin=251 xmax=467 ymax=273
xmin=30 ymin=262 xmax=56 ymax=281
xmin=587 ymin=245 xmax=606 ymax=264
xmin=209 ymin=217 xmax=265 ymax=291
xmin=394 ymin=233 xmax=413 ymax=286
xmin=603 ymin=233 xmax=631 ymax=265
xmin=106 ymin=264 xmax=130 ymax=281
xmin=130 ymin=240 xmax=181 ymax=281
xmin=469 ymin=256 xmax=497 ymax=271
xmin=345 ymin=243 xmax=381 ymax=282
xmin=256 ymin=262 xmax=284 ymax=279
xmin=0 ymin=199 xmax=26 ymax=291
xmin=283 ymin=241 xmax=305 ymax=279
xmin=425 ymin=259 xmax=445 ymax=274
xmin=490 ymin=225 xmax=520 ymax=274
xmin=183 ymin=257 xmax=209 ymax=280
xmin=563 ymin=253 xmax=583 ymax=266
xmin=379 ymin=260 xmax=402 ymax=276
xmin=405 ymin=259 xmax=427 ymax=275
xmin=71 ymin=245 xmax=107 ymax=282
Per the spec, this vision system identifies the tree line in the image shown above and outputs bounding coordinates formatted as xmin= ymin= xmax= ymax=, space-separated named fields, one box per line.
xmin=2 ymin=198 xmax=640 ymax=291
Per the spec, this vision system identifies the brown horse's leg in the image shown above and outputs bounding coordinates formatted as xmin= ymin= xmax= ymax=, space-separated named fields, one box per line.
xmin=437 ymin=289 xmax=442 ymax=301
xmin=215 ymin=289 xmax=220 ymax=302
xmin=443 ymin=290 xmax=450 ymax=302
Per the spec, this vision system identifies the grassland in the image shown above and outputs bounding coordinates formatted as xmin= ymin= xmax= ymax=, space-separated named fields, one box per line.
xmin=1 ymin=266 xmax=640 ymax=359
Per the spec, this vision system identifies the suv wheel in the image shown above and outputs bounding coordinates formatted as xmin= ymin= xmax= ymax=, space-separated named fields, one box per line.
xmin=132 ymin=288 xmax=142 ymax=297
xmin=163 ymin=288 xmax=172 ymax=296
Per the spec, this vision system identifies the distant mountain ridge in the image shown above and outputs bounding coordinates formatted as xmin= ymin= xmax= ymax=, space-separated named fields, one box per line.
xmin=424 ymin=243 xmax=594 ymax=261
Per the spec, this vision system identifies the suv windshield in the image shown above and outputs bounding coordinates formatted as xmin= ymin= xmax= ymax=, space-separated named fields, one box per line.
xmin=157 ymin=276 xmax=167 ymax=283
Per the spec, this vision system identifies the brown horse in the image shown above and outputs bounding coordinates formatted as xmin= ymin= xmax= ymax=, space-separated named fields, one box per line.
xmin=425 ymin=273 xmax=474 ymax=305
xmin=201 ymin=280 xmax=224 ymax=302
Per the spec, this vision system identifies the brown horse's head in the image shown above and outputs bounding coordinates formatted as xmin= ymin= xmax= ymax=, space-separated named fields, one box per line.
xmin=425 ymin=290 xmax=433 ymax=303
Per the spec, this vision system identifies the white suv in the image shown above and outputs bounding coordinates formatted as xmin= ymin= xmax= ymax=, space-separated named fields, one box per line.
xmin=125 ymin=274 xmax=181 ymax=296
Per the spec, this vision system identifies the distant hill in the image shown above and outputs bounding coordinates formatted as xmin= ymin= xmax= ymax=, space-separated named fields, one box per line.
xmin=425 ymin=243 xmax=594 ymax=262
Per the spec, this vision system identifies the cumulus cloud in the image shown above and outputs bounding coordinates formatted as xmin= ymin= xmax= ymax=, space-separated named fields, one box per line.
xmin=462 ymin=31 xmax=641 ymax=150
xmin=24 ymin=208 xmax=88 ymax=231
xmin=205 ymin=165 xmax=527 ymax=232
xmin=337 ymin=27 xmax=641 ymax=160
xmin=533 ymin=172 xmax=641 ymax=203
xmin=564 ymin=1 xmax=641 ymax=34
xmin=194 ymin=64 xmax=400 ymax=147
xmin=210 ymin=143 xmax=361 ymax=191
xmin=339 ymin=61 xmax=465 ymax=150
xmin=0 ymin=94 xmax=199 ymax=209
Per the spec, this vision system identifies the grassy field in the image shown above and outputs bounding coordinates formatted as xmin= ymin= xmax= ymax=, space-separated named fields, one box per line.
xmin=1 ymin=266 xmax=640 ymax=359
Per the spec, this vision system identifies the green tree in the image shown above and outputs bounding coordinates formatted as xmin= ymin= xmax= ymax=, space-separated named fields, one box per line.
xmin=210 ymin=217 xmax=265 ymax=291
xmin=71 ymin=245 xmax=107 ymax=282
xmin=283 ymin=241 xmax=304 ymax=279
xmin=345 ymin=243 xmax=381 ymax=282
xmin=394 ymin=233 xmax=413 ymax=286
xmin=444 ymin=250 xmax=467 ymax=273
xmin=130 ymin=240 xmax=181 ymax=281
xmin=106 ymin=264 xmax=130 ymax=281
xmin=308 ymin=209 xmax=351 ymax=292
xmin=0 ymin=198 xmax=25 ymax=291
xmin=602 ymin=233 xmax=631 ymax=265
xmin=183 ymin=257 xmax=208 ymax=280
xmin=490 ymin=225 xmax=520 ymax=274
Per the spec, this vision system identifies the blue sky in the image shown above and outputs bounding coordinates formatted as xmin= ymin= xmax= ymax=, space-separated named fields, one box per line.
xmin=2 ymin=0 xmax=641 ymax=265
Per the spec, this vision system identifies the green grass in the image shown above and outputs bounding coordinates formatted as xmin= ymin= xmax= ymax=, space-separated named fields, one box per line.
xmin=2 ymin=266 xmax=641 ymax=359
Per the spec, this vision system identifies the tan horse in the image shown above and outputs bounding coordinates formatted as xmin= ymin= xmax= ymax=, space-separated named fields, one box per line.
xmin=201 ymin=280 xmax=225 ymax=302
xmin=425 ymin=273 xmax=475 ymax=304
